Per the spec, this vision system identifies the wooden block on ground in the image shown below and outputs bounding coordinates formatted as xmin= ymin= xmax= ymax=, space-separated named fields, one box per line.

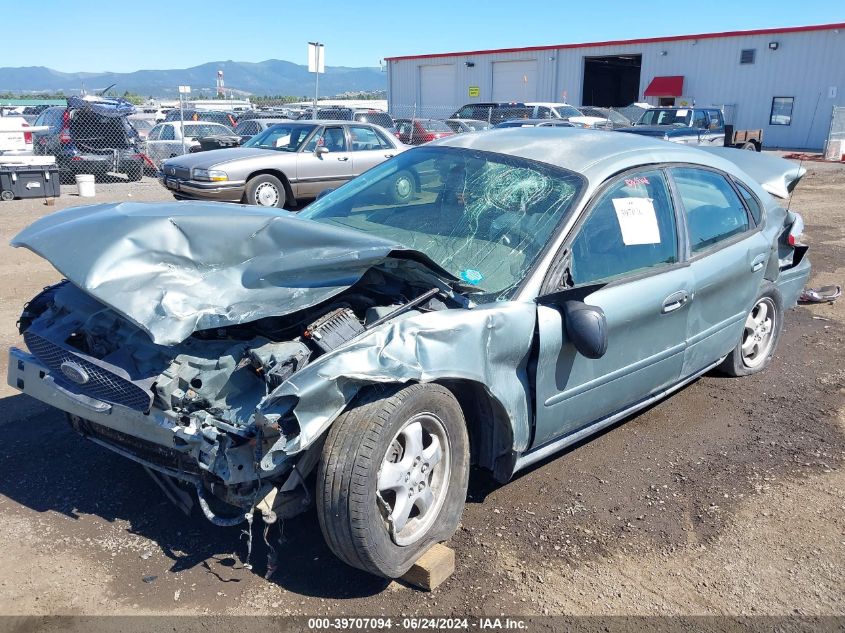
xmin=401 ymin=543 xmax=455 ymax=591
xmin=44 ymin=197 xmax=55 ymax=206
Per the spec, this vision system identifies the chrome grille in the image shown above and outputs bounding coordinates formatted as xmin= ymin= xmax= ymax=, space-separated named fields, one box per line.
xmin=24 ymin=331 xmax=153 ymax=412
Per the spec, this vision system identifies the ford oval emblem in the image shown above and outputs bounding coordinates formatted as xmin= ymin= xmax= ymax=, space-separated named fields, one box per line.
xmin=168 ymin=167 xmax=176 ymax=176
xmin=60 ymin=361 xmax=89 ymax=385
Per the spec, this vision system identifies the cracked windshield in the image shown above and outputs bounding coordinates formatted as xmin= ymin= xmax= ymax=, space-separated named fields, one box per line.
xmin=299 ymin=147 xmax=583 ymax=298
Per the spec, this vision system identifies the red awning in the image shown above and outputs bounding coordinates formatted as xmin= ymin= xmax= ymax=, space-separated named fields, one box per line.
xmin=643 ymin=75 xmax=684 ymax=97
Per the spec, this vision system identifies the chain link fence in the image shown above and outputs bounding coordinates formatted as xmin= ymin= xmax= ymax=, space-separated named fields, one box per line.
xmin=824 ymin=106 xmax=845 ymax=161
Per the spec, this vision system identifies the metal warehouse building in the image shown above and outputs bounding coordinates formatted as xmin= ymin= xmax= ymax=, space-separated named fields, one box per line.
xmin=385 ymin=22 xmax=845 ymax=149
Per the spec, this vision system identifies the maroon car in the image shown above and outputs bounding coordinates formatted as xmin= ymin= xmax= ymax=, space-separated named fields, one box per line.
xmin=394 ymin=118 xmax=455 ymax=145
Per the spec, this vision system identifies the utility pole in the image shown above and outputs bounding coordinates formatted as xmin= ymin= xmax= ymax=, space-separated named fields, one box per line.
xmin=308 ymin=42 xmax=325 ymax=116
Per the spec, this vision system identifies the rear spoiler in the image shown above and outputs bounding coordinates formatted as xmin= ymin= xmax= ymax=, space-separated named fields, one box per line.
xmin=697 ymin=147 xmax=806 ymax=199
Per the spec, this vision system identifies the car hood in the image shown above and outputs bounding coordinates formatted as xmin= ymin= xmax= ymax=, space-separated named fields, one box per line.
xmin=11 ymin=201 xmax=456 ymax=345
xmin=165 ymin=147 xmax=281 ymax=170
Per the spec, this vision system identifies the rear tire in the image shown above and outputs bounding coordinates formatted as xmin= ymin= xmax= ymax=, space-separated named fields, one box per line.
xmin=740 ymin=141 xmax=758 ymax=151
xmin=245 ymin=174 xmax=286 ymax=208
xmin=390 ymin=169 xmax=416 ymax=203
xmin=317 ymin=383 xmax=469 ymax=578
xmin=718 ymin=282 xmax=784 ymax=376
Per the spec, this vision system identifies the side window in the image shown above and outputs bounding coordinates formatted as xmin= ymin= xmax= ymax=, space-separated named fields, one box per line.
xmin=148 ymin=125 xmax=162 ymax=141
xmin=691 ymin=110 xmax=708 ymax=129
xmin=707 ymin=110 xmax=723 ymax=129
xmin=160 ymin=125 xmax=175 ymax=141
xmin=303 ymin=126 xmax=347 ymax=152
xmin=672 ymin=168 xmax=750 ymax=253
xmin=734 ymin=180 xmax=763 ymax=225
xmin=569 ymin=170 xmax=678 ymax=285
xmin=535 ymin=106 xmax=552 ymax=119
xmin=348 ymin=125 xmax=390 ymax=151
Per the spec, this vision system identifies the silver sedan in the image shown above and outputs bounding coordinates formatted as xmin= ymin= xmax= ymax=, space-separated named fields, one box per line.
xmin=159 ymin=121 xmax=409 ymax=208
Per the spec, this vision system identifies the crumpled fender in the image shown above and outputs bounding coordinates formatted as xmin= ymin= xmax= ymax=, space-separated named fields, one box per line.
xmin=257 ymin=301 xmax=537 ymax=472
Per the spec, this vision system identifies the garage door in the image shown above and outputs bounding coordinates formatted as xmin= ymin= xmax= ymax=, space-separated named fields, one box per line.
xmin=420 ymin=64 xmax=456 ymax=112
xmin=492 ymin=60 xmax=537 ymax=102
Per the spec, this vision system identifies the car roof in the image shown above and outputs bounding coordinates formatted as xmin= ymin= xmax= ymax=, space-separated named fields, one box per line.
xmin=430 ymin=127 xmax=751 ymax=185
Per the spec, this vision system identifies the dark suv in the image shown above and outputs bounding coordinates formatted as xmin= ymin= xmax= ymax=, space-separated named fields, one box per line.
xmin=33 ymin=97 xmax=145 ymax=182
xmin=450 ymin=102 xmax=531 ymax=124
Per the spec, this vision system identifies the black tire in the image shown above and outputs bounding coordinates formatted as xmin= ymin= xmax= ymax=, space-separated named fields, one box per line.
xmin=245 ymin=174 xmax=286 ymax=208
xmin=317 ymin=383 xmax=470 ymax=578
xmin=740 ymin=141 xmax=758 ymax=151
xmin=717 ymin=282 xmax=784 ymax=377
xmin=0 ymin=190 xmax=14 ymax=202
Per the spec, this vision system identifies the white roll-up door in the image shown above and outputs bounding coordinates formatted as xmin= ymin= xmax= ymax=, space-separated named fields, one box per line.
xmin=420 ymin=64 xmax=456 ymax=113
xmin=492 ymin=60 xmax=537 ymax=102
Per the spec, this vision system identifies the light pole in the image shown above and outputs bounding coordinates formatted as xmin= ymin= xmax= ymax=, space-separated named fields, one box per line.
xmin=308 ymin=41 xmax=324 ymax=116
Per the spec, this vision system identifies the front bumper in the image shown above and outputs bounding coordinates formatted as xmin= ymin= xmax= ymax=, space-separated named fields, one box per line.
xmin=7 ymin=347 xmax=267 ymax=486
xmin=158 ymin=175 xmax=245 ymax=202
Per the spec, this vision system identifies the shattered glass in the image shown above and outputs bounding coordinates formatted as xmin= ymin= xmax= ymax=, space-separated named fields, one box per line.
xmin=300 ymin=147 xmax=583 ymax=299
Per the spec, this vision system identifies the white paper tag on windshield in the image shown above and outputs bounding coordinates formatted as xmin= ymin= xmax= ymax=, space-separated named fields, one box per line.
xmin=612 ymin=197 xmax=661 ymax=245
xmin=676 ymin=109 xmax=689 ymax=117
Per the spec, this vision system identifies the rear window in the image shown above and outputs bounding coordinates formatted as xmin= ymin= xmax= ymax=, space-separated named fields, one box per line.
xmin=421 ymin=120 xmax=452 ymax=132
xmin=353 ymin=111 xmax=395 ymax=129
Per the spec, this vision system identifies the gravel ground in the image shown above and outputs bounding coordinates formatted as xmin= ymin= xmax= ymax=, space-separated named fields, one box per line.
xmin=0 ymin=163 xmax=842 ymax=617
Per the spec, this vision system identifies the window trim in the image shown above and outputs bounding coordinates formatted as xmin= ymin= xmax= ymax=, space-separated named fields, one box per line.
xmin=730 ymin=176 xmax=765 ymax=227
xmin=666 ymin=164 xmax=761 ymax=260
xmin=769 ymin=96 xmax=794 ymax=126
xmin=539 ymin=165 xmax=685 ymax=294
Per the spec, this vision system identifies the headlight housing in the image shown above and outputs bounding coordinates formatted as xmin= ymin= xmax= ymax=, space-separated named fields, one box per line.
xmin=192 ymin=168 xmax=228 ymax=182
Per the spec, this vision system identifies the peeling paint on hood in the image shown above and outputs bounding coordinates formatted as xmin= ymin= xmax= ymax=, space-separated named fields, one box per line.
xmin=11 ymin=201 xmax=454 ymax=345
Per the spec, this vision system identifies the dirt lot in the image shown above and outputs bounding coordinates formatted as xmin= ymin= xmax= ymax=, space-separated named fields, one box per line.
xmin=0 ymin=165 xmax=842 ymax=617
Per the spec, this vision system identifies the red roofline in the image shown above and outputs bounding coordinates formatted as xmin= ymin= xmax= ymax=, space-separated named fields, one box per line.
xmin=384 ymin=22 xmax=845 ymax=62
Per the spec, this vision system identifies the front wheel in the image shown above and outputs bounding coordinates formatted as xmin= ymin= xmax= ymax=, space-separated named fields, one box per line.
xmin=317 ymin=383 xmax=469 ymax=578
xmin=718 ymin=283 xmax=784 ymax=376
xmin=245 ymin=174 xmax=286 ymax=208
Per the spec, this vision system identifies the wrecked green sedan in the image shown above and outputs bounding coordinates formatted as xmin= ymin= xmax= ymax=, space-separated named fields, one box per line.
xmin=8 ymin=129 xmax=810 ymax=578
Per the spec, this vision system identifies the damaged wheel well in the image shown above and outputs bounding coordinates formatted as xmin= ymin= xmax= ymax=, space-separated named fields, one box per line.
xmin=434 ymin=379 xmax=516 ymax=483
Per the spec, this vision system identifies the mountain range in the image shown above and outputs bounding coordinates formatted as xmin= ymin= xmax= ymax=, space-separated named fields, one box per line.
xmin=0 ymin=59 xmax=387 ymax=98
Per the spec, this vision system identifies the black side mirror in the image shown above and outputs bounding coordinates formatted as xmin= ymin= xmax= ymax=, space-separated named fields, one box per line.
xmin=562 ymin=300 xmax=608 ymax=359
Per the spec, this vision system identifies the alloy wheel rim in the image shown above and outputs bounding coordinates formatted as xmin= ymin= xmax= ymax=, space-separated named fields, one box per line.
xmin=376 ymin=412 xmax=450 ymax=546
xmin=254 ymin=182 xmax=279 ymax=206
xmin=741 ymin=297 xmax=776 ymax=368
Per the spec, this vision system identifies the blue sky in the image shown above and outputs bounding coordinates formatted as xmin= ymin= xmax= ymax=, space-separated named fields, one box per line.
xmin=3 ymin=0 xmax=843 ymax=72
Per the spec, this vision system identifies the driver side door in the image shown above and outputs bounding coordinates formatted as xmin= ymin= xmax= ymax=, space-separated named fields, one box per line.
xmin=532 ymin=168 xmax=693 ymax=448
xmin=295 ymin=125 xmax=353 ymax=197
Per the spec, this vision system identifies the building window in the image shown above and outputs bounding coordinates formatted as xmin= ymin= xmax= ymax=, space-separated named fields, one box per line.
xmin=740 ymin=49 xmax=756 ymax=64
xmin=769 ymin=97 xmax=794 ymax=126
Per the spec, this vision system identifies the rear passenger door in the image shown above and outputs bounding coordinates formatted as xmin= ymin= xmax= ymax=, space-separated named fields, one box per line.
xmin=670 ymin=166 xmax=770 ymax=374
xmin=347 ymin=125 xmax=398 ymax=174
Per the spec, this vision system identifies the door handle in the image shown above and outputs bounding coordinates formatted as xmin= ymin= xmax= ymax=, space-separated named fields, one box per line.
xmin=662 ymin=290 xmax=690 ymax=314
xmin=751 ymin=254 xmax=766 ymax=272
xmin=384 ymin=153 xmax=395 ymax=158
xmin=337 ymin=156 xmax=349 ymax=161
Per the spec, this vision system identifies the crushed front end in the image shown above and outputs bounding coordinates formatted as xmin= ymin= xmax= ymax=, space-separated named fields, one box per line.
xmin=9 ymin=271 xmax=450 ymax=526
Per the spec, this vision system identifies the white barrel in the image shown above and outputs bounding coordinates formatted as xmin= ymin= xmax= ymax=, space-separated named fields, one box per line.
xmin=75 ymin=174 xmax=95 ymax=197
